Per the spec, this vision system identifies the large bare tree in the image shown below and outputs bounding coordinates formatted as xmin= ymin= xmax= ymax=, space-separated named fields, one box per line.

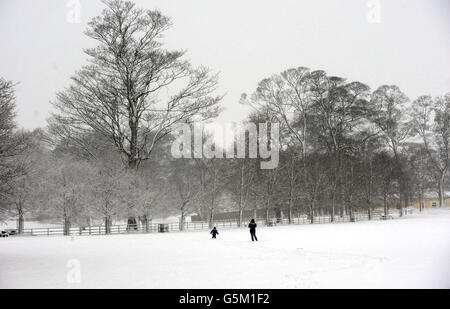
xmin=49 ymin=0 xmax=222 ymax=169
xmin=409 ymin=94 xmax=450 ymax=207
xmin=0 ymin=78 xmax=30 ymax=219
xmin=253 ymin=67 xmax=312 ymax=159
xmin=370 ymin=85 xmax=410 ymax=213
xmin=309 ymin=72 xmax=372 ymax=219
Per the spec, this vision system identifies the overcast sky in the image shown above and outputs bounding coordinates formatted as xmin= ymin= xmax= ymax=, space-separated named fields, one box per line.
xmin=0 ymin=0 xmax=449 ymax=130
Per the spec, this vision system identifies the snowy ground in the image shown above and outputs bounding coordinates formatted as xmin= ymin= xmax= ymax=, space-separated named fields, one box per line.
xmin=1 ymin=209 xmax=449 ymax=289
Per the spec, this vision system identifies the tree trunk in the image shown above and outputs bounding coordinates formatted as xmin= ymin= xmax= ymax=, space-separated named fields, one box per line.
xmin=63 ymin=217 xmax=71 ymax=236
xmin=310 ymin=200 xmax=315 ymax=224
xmin=17 ymin=211 xmax=24 ymax=234
xmin=330 ymin=196 xmax=336 ymax=222
xmin=288 ymin=199 xmax=293 ymax=224
xmin=238 ymin=208 xmax=243 ymax=228
xmin=383 ymin=195 xmax=389 ymax=218
xmin=264 ymin=192 xmax=271 ymax=224
xmin=288 ymin=157 xmax=296 ymax=225
xmin=286 ymin=170 xmax=295 ymax=225
xmin=209 ymin=167 xmax=218 ymax=229
xmin=419 ymin=192 xmax=424 ymax=212
xmin=238 ymin=163 xmax=245 ymax=227
xmin=142 ymin=215 xmax=150 ymax=233
xmin=105 ymin=216 xmax=112 ymax=234
xmin=180 ymin=205 xmax=186 ymax=231
xmin=127 ymin=217 xmax=137 ymax=230
xmin=399 ymin=194 xmax=403 ymax=217
xmin=340 ymin=183 xmax=346 ymax=217
xmin=438 ymin=175 xmax=445 ymax=207
xmin=209 ymin=210 xmax=214 ymax=229
xmin=128 ymin=103 xmax=139 ymax=170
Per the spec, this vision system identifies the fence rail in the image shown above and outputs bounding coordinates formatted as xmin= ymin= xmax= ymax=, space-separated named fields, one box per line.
xmin=9 ymin=210 xmax=394 ymax=237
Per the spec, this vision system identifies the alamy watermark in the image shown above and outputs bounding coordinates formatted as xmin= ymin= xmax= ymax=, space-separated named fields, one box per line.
xmin=171 ymin=122 xmax=280 ymax=169
xmin=66 ymin=0 xmax=81 ymax=24
xmin=66 ymin=259 xmax=81 ymax=284
xmin=366 ymin=0 xmax=381 ymax=24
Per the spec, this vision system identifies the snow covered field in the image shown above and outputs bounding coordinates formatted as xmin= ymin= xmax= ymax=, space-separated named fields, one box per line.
xmin=1 ymin=209 xmax=449 ymax=289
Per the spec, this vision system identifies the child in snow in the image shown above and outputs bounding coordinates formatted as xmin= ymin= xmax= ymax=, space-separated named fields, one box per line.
xmin=248 ymin=219 xmax=258 ymax=241
xmin=210 ymin=227 xmax=219 ymax=239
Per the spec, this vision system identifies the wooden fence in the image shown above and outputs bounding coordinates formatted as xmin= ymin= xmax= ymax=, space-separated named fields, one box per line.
xmin=13 ymin=210 xmax=390 ymax=237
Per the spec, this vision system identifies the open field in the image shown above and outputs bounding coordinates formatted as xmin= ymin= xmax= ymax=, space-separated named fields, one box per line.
xmin=1 ymin=209 xmax=449 ymax=289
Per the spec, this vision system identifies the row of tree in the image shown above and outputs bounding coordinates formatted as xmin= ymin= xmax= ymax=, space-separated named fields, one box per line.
xmin=240 ymin=68 xmax=450 ymax=223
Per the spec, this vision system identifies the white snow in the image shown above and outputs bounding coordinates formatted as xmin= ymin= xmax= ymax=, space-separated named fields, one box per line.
xmin=0 ymin=209 xmax=449 ymax=289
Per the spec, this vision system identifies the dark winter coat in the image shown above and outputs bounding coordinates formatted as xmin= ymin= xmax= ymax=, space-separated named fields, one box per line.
xmin=210 ymin=229 xmax=219 ymax=236
xmin=248 ymin=222 xmax=257 ymax=232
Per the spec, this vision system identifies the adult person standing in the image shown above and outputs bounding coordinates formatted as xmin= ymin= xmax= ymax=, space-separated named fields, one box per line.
xmin=248 ymin=219 xmax=258 ymax=241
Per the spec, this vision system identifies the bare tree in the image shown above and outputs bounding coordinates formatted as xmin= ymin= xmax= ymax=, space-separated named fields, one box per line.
xmin=309 ymin=71 xmax=372 ymax=219
xmin=253 ymin=67 xmax=312 ymax=159
xmin=234 ymin=158 xmax=256 ymax=226
xmin=284 ymin=149 xmax=302 ymax=224
xmin=34 ymin=155 xmax=94 ymax=235
xmin=370 ymin=85 xmax=410 ymax=213
xmin=205 ymin=159 xmax=221 ymax=229
xmin=170 ymin=159 xmax=202 ymax=230
xmin=135 ymin=165 xmax=169 ymax=232
xmin=303 ymin=155 xmax=327 ymax=223
xmin=373 ymin=152 xmax=398 ymax=217
xmin=432 ymin=94 xmax=450 ymax=206
xmin=0 ymin=79 xmax=29 ymax=211
xmin=409 ymin=94 xmax=450 ymax=207
xmin=4 ymin=130 xmax=45 ymax=231
xmin=251 ymin=68 xmax=312 ymax=223
xmin=91 ymin=162 xmax=126 ymax=234
xmin=48 ymin=0 xmax=222 ymax=169
xmin=408 ymin=145 xmax=433 ymax=212
xmin=357 ymin=138 xmax=382 ymax=218
xmin=192 ymin=153 xmax=231 ymax=229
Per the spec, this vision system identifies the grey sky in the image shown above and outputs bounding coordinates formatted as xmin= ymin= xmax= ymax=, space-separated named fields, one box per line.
xmin=0 ymin=0 xmax=449 ymax=130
